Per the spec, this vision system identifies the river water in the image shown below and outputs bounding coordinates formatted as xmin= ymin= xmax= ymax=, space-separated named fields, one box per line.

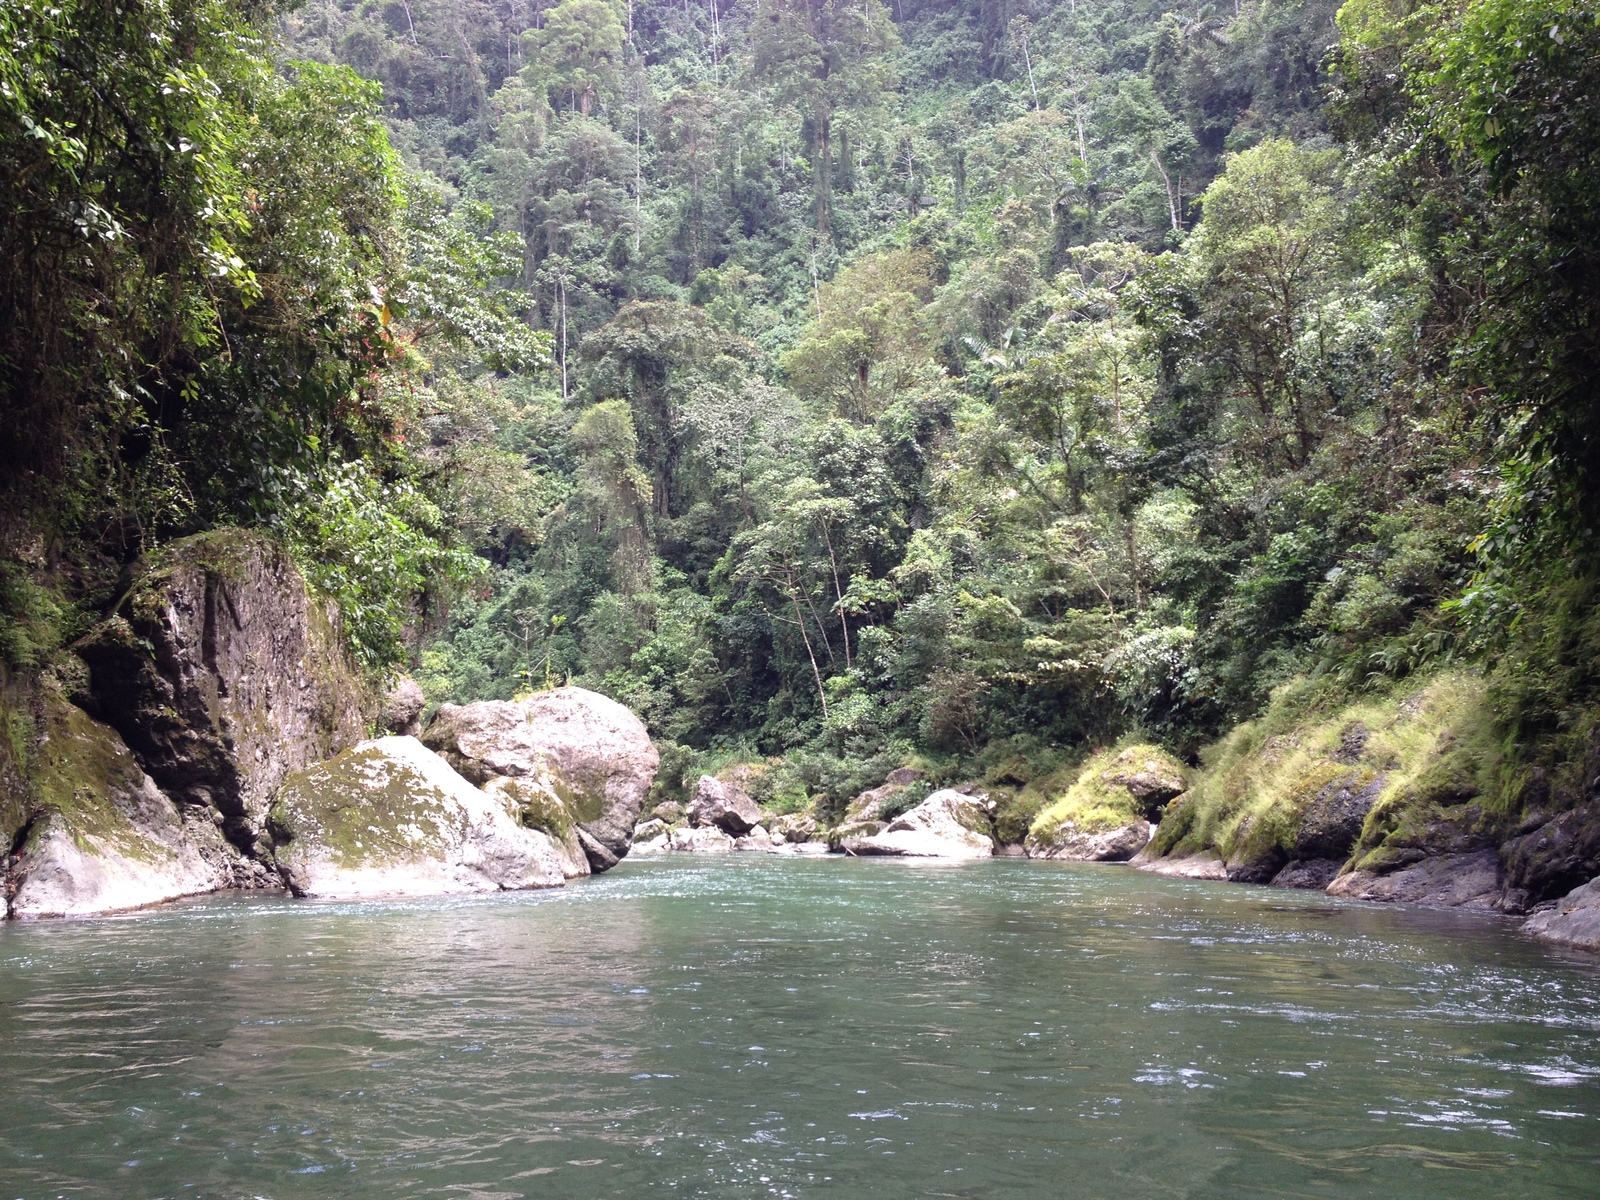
xmin=2 ymin=856 xmax=1599 ymax=1198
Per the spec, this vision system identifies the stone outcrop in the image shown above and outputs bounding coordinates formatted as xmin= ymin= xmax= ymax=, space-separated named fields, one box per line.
xmin=687 ymin=774 xmax=762 ymax=834
xmin=1032 ymin=820 xmax=1151 ymax=862
xmin=267 ymin=736 xmax=568 ymax=899
xmin=844 ymin=789 xmax=995 ymax=859
xmin=1327 ymin=849 xmax=1503 ymax=908
xmin=1097 ymin=748 xmax=1188 ymax=820
xmin=382 ymin=676 xmax=426 ymax=737
xmin=769 ymin=812 xmax=819 ymax=843
xmin=74 ymin=530 xmax=368 ymax=856
xmin=1523 ymin=877 xmax=1600 ymax=953
xmin=422 ymin=687 xmax=659 ymax=871
xmin=4 ymin=690 xmax=232 ymax=917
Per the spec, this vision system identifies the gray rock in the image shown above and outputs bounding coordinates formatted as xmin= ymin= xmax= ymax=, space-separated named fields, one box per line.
xmin=885 ymin=767 xmax=926 ymax=786
xmin=650 ymin=801 xmax=685 ymax=824
xmin=1326 ymin=850 xmax=1503 ymax=908
xmin=1099 ymin=750 xmax=1188 ymax=819
xmin=1295 ymin=774 xmax=1384 ymax=859
xmin=75 ymin=529 xmax=368 ymax=855
xmin=845 ymin=789 xmax=995 ymax=859
xmin=687 ymin=774 xmax=762 ymax=835
xmin=733 ymin=825 xmax=777 ymax=852
xmin=1522 ymin=877 xmax=1600 ymax=952
xmin=1132 ymin=851 xmax=1229 ymax=880
xmin=267 ymin=736 xmax=567 ymax=899
xmin=422 ymin=687 xmax=659 ymax=871
xmin=633 ymin=818 xmax=670 ymax=843
xmin=6 ymin=693 xmax=231 ymax=918
xmin=382 ymin=676 xmax=426 ymax=737
xmin=1269 ymin=858 xmax=1344 ymax=890
xmin=1030 ymin=820 xmax=1151 ymax=862
xmin=1502 ymin=804 xmax=1600 ymax=905
xmin=769 ymin=812 xmax=819 ymax=843
xmin=669 ymin=826 xmax=733 ymax=853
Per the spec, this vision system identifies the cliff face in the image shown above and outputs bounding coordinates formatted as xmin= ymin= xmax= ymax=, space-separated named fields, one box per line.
xmin=3 ymin=529 xmax=374 ymax=914
xmin=74 ymin=530 xmax=369 ymax=869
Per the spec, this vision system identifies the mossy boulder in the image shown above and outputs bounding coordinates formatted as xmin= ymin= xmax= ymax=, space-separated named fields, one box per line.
xmin=1146 ymin=671 xmax=1507 ymax=893
xmin=1025 ymin=744 xmax=1187 ymax=861
xmin=5 ymin=687 xmax=229 ymax=917
xmin=267 ymin=736 xmax=568 ymax=899
xmin=73 ymin=529 xmax=368 ymax=855
xmin=421 ymin=686 xmax=659 ymax=872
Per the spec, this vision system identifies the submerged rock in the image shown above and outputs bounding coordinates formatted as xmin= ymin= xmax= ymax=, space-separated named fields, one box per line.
xmin=5 ymin=693 xmax=231 ymax=918
xmin=422 ymin=687 xmax=659 ymax=871
xmin=845 ymin=790 xmax=994 ymax=859
xmin=267 ymin=736 xmax=567 ymax=899
xmin=1131 ymin=851 xmax=1228 ymax=880
xmin=1522 ymin=877 xmax=1600 ymax=952
xmin=74 ymin=529 xmax=368 ymax=856
xmin=688 ymin=774 xmax=762 ymax=835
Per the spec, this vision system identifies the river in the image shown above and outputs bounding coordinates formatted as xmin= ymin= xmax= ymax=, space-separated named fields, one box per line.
xmin=2 ymin=856 xmax=1598 ymax=1198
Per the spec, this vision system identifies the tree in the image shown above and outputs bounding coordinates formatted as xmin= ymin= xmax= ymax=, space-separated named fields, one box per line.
xmin=526 ymin=0 xmax=626 ymax=116
xmin=749 ymin=0 xmax=900 ymax=232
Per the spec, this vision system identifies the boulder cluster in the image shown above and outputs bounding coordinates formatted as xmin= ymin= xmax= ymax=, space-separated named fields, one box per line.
xmin=0 ymin=532 xmax=657 ymax=916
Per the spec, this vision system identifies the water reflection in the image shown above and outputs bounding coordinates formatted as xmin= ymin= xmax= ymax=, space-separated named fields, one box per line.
xmin=0 ymin=857 xmax=1597 ymax=1198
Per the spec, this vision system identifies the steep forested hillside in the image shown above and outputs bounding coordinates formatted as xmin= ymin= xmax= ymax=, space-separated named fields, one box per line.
xmin=6 ymin=0 xmax=1600 ymax=839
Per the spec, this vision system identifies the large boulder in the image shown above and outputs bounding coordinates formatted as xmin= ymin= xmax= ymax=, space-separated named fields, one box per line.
xmin=74 ymin=530 xmax=368 ymax=856
xmin=687 ymin=774 xmax=761 ymax=835
xmin=4 ymin=690 xmax=232 ymax=917
xmin=1523 ymin=876 xmax=1600 ymax=952
xmin=382 ymin=676 xmax=426 ymax=737
xmin=266 ymin=736 xmax=568 ymax=899
xmin=422 ymin=687 xmax=659 ymax=872
xmin=1032 ymin=820 xmax=1151 ymax=863
xmin=845 ymin=789 xmax=995 ymax=859
xmin=1026 ymin=744 xmax=1188 ymax=861
xmin=1326 ymin=849 xmax=1503 ymax=908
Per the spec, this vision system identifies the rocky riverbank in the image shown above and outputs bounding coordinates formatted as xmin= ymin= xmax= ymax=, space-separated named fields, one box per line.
xmin=3 ymin=529 xmax=1597 ymax=961
xmin=0 ymin=530 xmax=657 ymax=917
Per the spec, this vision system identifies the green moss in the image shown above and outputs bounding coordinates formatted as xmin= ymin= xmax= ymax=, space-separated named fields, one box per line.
xmin=1148 ymin=670 xmax=1504 ymax=873
xmin=274 ymin=745 xmax=471 ymax=868
xmin=1029 ymin=742 xmax=1187 ymax=845
xmin=496 ymin=777 xmax=575 ymax=839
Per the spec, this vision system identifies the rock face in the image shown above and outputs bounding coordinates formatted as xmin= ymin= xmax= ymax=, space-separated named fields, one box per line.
xmin=5 ymin=692 xmax=231 ymax=917
xmin=1327 ymin=850 xmax=1503 ymax=908
xmin=422 ymin=687 xmax=659 ymax=871
xmin=845 ymin=790 xmax=995 ymax=859
xmin=1098 ymin=749 xmax=1188 ymax=820
xmin=687 ymin=774 xmax=762 ymax=835
xmin=1032 ymin=820 xmax=1151 ymax=863
xmin=74 ymin=530 xmax=368 ymax=855
xmin=267 ymin=736 xmax=568 ymax=899
xmin=382 ymin=676 xmax=426 ymax=737
xmin=1523 ymin=877 xmax=1600 ymax=952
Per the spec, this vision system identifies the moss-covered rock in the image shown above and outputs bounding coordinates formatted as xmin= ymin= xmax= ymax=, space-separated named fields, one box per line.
xmin=267 ymin=736 xmax=567 ymax=899
xmin=4 ymin=685 xmax=229 ymax=917
xmin=1025 ymin=744 xmax=1187 ymax=861
xmin=1145 ymin=671 xmax=1506 ymax=891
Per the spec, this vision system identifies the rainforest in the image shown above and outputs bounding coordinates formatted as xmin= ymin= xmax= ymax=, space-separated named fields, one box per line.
xmin=11 ymin=0 xmax=1600 ymax=884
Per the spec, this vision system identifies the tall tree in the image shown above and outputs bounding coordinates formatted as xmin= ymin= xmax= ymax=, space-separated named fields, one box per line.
xmin=749 ymin=0 xmax=899 ymax=232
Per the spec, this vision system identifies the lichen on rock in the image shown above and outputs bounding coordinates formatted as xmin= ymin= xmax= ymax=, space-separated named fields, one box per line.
xmin=268 ymin=735 xmax=567 ymax=899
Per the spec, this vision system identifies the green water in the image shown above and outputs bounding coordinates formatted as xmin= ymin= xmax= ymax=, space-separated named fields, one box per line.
xmin=2 ymin=857 xmax=1599 ymax=1198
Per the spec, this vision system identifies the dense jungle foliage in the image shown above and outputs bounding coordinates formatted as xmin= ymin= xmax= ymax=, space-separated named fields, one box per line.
xmin=5 ymin=0 xmax=1600 ymax=815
